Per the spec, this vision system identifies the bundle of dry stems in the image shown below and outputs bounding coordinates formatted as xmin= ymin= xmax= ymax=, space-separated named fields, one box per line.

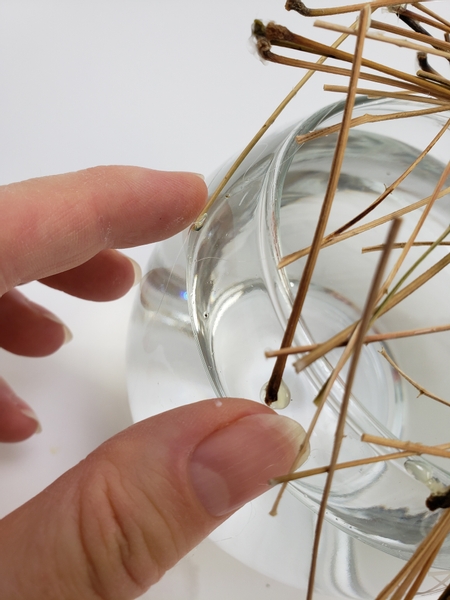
xmin=195 ymin=2 xmax=450 ymax=599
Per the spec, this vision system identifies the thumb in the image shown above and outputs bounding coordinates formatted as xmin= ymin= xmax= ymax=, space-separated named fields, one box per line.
xmin=0 ymin=398 xmax=306 ymax=600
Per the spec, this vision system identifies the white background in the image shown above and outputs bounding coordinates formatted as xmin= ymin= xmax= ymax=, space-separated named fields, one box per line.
xmin=1 ymin=2 xmax=449 ymax=598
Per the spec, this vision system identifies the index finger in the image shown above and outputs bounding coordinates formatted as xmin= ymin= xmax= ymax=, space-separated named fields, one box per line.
xmin=0 ymin=166 xmax=207 ymax=294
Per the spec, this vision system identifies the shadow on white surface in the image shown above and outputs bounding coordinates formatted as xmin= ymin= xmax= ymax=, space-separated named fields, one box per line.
xmin=139 ymin=539 xmax=335 ymax=600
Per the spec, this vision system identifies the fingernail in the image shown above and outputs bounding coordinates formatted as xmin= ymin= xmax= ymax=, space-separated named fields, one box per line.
xmin=192 ymin=173 xmax=205 ymax=181
xmin=128 ymin=257 xmax=142 ymax=286
xmin=61 ymin=324 xmax=73 ymax=344
xmin=20 ymin=407 xmax=42 ymax=434
xmin=189 ymin=413 xmax=308 ymax=517
xmin=43 ymin=313 xmax=73 ymax=345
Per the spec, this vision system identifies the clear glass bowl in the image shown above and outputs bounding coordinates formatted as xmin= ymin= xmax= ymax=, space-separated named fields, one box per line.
xmin=127 ymin=97 xmax=450 ymax=584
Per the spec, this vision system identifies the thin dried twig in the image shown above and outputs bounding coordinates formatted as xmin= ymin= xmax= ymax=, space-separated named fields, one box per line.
xmin=415 ymin=2 xmax=450 ymax=30
xmin=294 ymin=238 xmax=450 ymax=374
xmin=395 ymin=5 xmax=450 ymax=35
xmin=279 ymin=185 xmax=450 ymax=268
xmin=370 ymin=17 xmax=450 ymax=52
xmin=270 ymin=324 xmax=359 ymax=515
xmin=375 ymin=509 xmax=450 ymax=599
xmin=259 ymin=49 xmax=446 ymax=97
xmin=417 ymin=51 xmax=442 ymax=77
xmin=379 ymin=348 xmax=450 ymax=408
xmin=270 ymin=441 xmax=450 ymax=484
xmin=285 ymin=0 xmax=429 ymax=18
xmin=362 ymin=241 xmax=450 ymax=253
xmin=296 ymin=115 xmax=450 ymax=249
xmin=263 ymin=9 xmax=370 ymax=406
xmin=324 ymin=85 xmax=450 ymax=105
xmin=192 ymin=21 xmax=358 ymax=230
xmin=418 ymin=69 xmax=450 ymax=89
xmin=306 ymin=214 xmax=401 ymax=599
xmin=268 ymin=8 xmax=376 ymax=516
xmin=403 ymin=543 xmax=444 ymax=599
xmin=375 ymin=225 xmax=450 ymax=318
xmin=264 ymin=323 xmax=450 ymax=358
xmin=259 ymin=22 xmax=450 ymax=100
xmin=295 ymin=104 xmax=449 ymax=145
xmin=381 ymin=160 xmax=450 ymax=294
xmin=362 ymin=434 xmax=450 ymax=459
xmin=437 ymin=580 xmax=450 ymax=600
xmin=314 ymin=19 xmax=450 ymax=60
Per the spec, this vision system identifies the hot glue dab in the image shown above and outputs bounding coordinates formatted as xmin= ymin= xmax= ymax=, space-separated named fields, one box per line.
xmin=261 ymin=380 xmax=291 ymax=409
xmin=404 ymin=459 xmax=448 ymax=495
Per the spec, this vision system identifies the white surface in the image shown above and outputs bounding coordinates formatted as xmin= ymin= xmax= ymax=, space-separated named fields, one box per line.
xmin=1 ymin=2 xmax=449 ymax=599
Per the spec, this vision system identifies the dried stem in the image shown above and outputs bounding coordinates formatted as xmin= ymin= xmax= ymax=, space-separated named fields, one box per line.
xmin=314 ymin=19 xmax=450 ymax=60
xmin=324 ymin=85 xmax=450 ymax=105
xmin=370 ymin=17 xmax=450 ymax=52
xmin=271 ymin=374 xmax=343 ymax=515
xmin=295 ymin=104 xmax=449 ymax=145
xmin=270 ymin=442 xmax=450 ymax=484
xmin=404 ymin=543 xmax=443 ymax=599
xmin=418 ymin=69 xmax=450 ymax=89
xmin=362 ymin=434 xmax=450 ymax=459
xmin=260 ymin=50 xmax=446 ymax=97
xmin=372 ymin=250 xmax=450 ymax=324
xmin=378 ymin=524 xmax=436 ymax=599
xmin=279 ymin=185 xmax=450 ymax=268
xmin=268 ymin=10 xmax=375 ymax=512
xmin=375 ymin=509 xmax=450 ymax=600
xmin=305 ymin=115 xmax=449 ymax=237
xmin=416 ymin=3 xmax=450 ymax=30
xmin=294 ymin=237 xmax=450 ymax=374
xmin=285 ymin=0 xmax=429 ymax=18
xmin=271 ymin=227 xmax=448 ymax=541
xmin=375 ymin=225 xmax=450 ymax=318
xmin=379 ymin=348 xmax=450 ymax=408
xmin=306 ymin=214 xmax=401 ymax=600
xmin=265 ymin=323 xmax=450 ymax=358
xmin=281 ymin=112 xmax=450 ymax=269
xmin=263 ymin=9 xmax=369 ymax=406
xmin=260 ymin=22 xmax=450 ymax=100
xmin=395 ymin=6 xmax=450 ymax=35
xmin=271 ymin=325 xmax=359 ymax=517
xmin=362 ymin=241 xmax=450 ymax=253
xmin=192 ymin=22 xmax=357 ymax=230
xmin=437 ymin=581 xmax=450 ymax=600
xmin=381 ymin=159 xmax=450 ymax=293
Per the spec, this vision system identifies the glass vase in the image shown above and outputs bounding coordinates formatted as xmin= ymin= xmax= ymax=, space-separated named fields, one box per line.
xmin=127 ymin=97 xmax=450 ymax=597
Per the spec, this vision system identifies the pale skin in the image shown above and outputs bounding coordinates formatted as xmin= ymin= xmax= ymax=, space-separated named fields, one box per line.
xmin=0 ymin=166 xmax=303 ymax=600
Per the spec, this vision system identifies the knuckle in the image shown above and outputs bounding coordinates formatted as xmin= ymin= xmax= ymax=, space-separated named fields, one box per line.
xmin=76 ymin=458 xmax=182 ymax=600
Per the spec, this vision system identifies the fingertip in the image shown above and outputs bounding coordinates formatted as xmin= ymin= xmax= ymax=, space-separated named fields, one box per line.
xmin=0 ymin=289 xmax=70 ymax=357
xmin=41 ymin=249 xmax=142 ymax=301
xmin=189 ymin=412 xmax=306 ymax=516
xmin=0 ymin=166 xmax=210 ymax=291
xmin=0 ymin=378 xmax=41 ymax=442
xmin=41 ymin=313 xmax=73 ymax=345
xmin=76 ymin=166 xmax=209 ymax=247
xmin=19 ymin=407 xmax=42 ymax=435
xmin=141 ymin=169 xmax=209 ymax=239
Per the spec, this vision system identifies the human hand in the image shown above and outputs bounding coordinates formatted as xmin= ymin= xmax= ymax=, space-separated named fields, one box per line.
xmin=0 ymin=166 xmax=208 ymax=442
xmin=0 ymin=167 xmax=304 ymax=599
